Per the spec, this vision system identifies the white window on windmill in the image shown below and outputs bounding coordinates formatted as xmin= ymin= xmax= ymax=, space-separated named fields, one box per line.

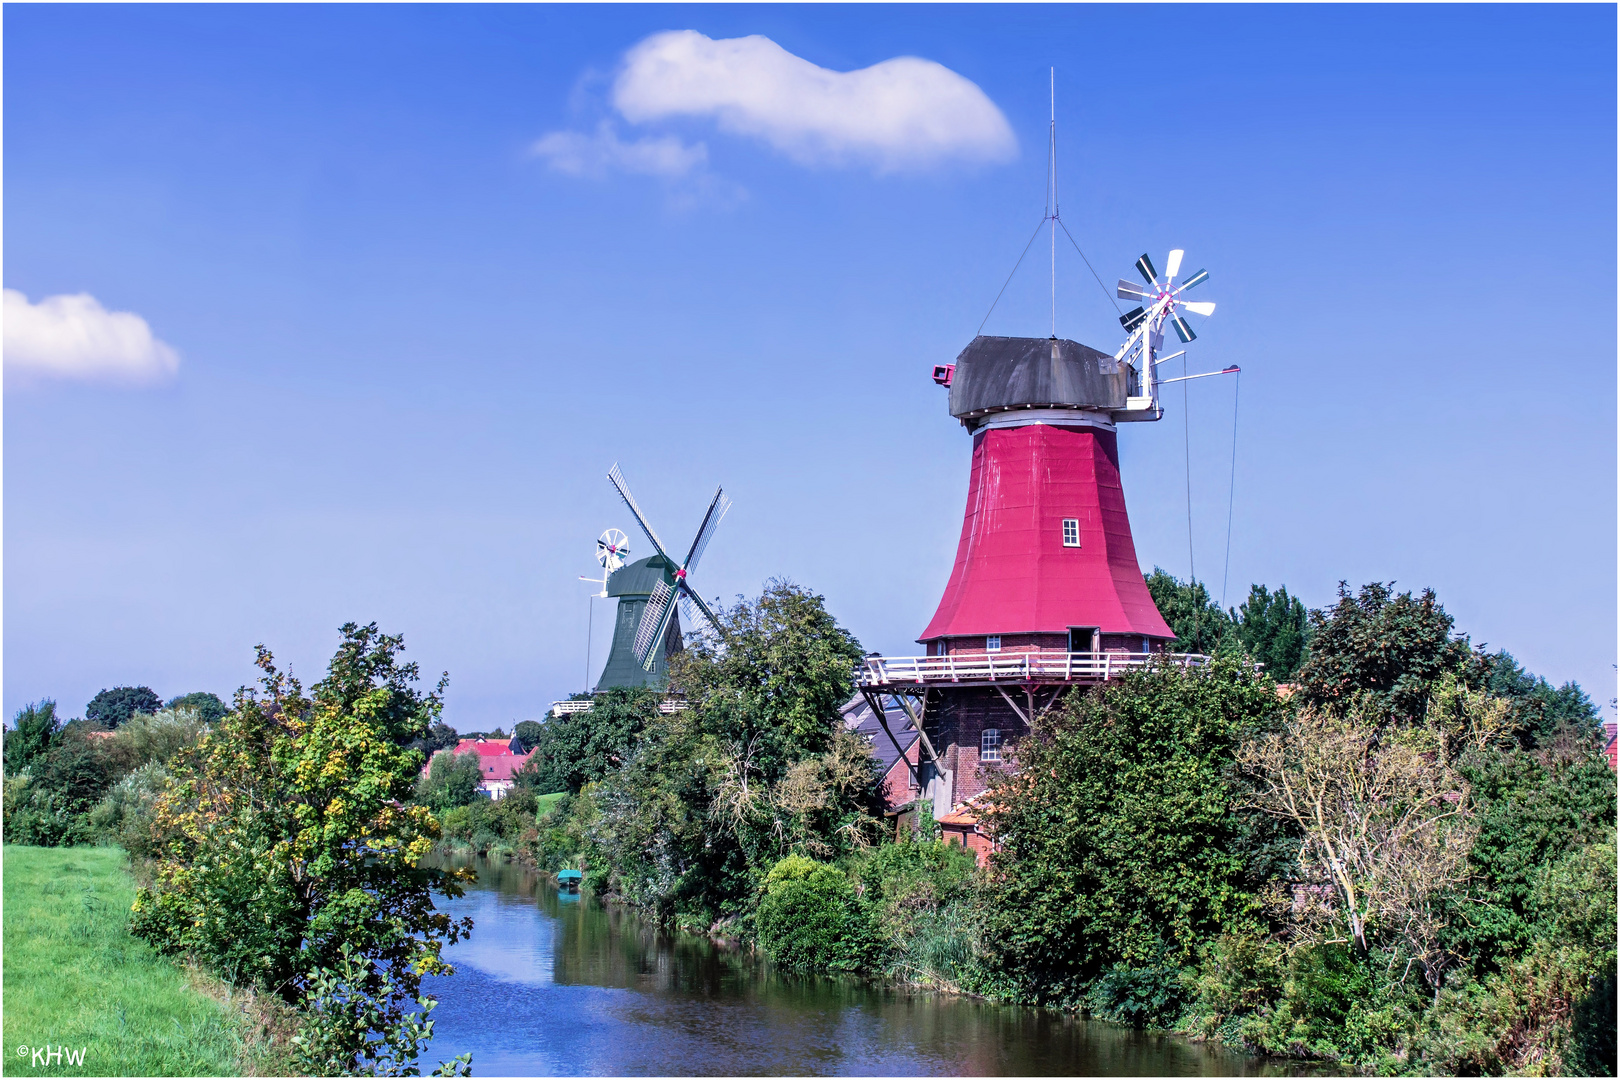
xmin=985 ymin=635 xmax=1002 ymax=652
xmin=1062 ymin=518 xmax=1081 ymax=547
xmin=981 ymin=727 xmax=1001 ymax=762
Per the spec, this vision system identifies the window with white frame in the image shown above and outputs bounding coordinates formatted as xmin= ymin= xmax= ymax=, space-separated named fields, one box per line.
xmin=985 ymin=635 xmax=1001 ymax=652
xmin=981 ymin=727 xmax=1001 ymax=761
xmin=1062 ymin=519 xmax=1081 ymax=547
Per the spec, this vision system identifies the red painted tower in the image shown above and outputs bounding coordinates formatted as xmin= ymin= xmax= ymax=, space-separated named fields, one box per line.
xmin=860 ymin=324 xmax=1210 ymax=830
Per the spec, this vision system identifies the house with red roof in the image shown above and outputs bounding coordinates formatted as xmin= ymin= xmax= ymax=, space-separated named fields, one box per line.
xmin=424 ymin=734 xmax=534 ymax=799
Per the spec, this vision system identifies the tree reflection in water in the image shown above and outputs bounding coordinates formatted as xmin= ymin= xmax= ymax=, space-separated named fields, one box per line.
xmin=418 ymin=854 xmax=1323 ymax=1077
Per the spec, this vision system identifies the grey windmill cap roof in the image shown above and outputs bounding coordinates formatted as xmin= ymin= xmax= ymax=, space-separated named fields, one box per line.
xmin=606 ymin=554 xmax=676 ymax=598
xmin=949 ymin=335 xmax=1129 ymax=419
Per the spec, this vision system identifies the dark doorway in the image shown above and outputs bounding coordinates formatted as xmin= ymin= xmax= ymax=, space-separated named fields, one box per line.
xmin=1068 ymin=626 xmax=1100 ymax=653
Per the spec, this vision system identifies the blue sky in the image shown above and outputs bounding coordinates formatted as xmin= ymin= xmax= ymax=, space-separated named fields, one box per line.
xmin=6 ymin=4 xmax=1615 ymax=728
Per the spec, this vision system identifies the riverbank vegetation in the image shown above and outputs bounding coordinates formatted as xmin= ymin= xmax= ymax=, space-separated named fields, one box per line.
xmin=5 ymin=624 xmax=475 ymax=1076
xmin=6 ymin=577 xmax=1611 ymax=1077
xmin=508 ymin=577 xmax=1614 ymax=1076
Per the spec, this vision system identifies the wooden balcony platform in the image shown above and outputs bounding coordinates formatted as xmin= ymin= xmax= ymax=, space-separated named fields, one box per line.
xmin=859 ymin=651 xmax=1208 ymax=690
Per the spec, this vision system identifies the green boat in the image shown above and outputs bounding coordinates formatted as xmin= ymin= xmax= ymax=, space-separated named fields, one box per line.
xmin=556 ymin=869 xmax=583 ymax=893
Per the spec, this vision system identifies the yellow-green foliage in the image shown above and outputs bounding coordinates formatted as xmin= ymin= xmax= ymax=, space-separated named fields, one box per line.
xmin=2 ymin=845 xmax=268 ymax=1077
xmin=128 ymin=623 xmax=474 ymax=1074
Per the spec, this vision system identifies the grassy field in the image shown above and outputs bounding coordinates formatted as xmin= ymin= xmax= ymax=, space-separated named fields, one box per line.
xmin=534 ymin=791 xmax=567 ymax=817
xmin=2 ymin=846 xmax=275 ymax=1077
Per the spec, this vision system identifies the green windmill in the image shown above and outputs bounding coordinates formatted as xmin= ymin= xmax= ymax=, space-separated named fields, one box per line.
xmin=590 ymin=464 xmax=730 ymax=692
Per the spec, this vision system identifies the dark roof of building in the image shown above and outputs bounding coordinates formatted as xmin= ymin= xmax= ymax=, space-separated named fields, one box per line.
xmin=606 ymin=555 xmax=677 ymax=598
xmin=948 ymin=335 xmax=1128 ymax=418
xmin=840 ymin=695 xmax=918 ymax=777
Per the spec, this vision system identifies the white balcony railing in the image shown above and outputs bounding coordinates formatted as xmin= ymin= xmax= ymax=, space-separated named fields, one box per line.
xmin=549 ymin=699 xmax=687 ymax=718
xmin=859 ymin=651 xmax=1208 ymax=687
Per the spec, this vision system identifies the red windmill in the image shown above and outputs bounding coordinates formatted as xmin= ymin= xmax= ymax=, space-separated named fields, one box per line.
xmin=859 ymin=246 xmax=1233 ymax=831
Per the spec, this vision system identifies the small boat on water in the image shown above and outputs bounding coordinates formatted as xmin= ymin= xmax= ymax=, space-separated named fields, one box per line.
xmin=556 ymin=868 xmax=583 ymax=893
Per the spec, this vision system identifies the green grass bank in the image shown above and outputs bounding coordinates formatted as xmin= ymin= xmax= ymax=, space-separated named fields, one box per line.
xmin=2 ymin=845 xmax=280 ymax=1077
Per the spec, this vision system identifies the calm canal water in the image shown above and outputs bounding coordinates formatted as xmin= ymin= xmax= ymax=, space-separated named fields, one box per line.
xmin=418 ymin=854 xmax=1314 ymax=1077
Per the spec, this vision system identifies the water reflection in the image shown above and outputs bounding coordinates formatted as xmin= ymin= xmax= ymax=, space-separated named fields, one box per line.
xmin=420 ymin=854 xmax=1319 ymax=1077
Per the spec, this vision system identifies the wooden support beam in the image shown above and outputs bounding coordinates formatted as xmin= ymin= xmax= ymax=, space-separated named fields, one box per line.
xmin=994 ymin=684 xmax=1030 ymax=726
xmin=860 ymin=688 xmax=922 ymax=789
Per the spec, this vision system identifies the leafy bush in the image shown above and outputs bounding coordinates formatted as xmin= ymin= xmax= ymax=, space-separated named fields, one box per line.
xmin=88 ymin=761 xmax=171 ymax=857
xmin=846 ymin=838 xmax=979 ymax=986
xmin=434 ymin=786 xmax=539 ymax=855
xmin=290 ymin=943 xmax=471 ymax=1077
xmin=100 ymin=707 xmax=208 ymax=778
xmin=130 ymin=621 xmax=474 ymax=1045
xmin=979 ymin=656 xmax=1289 ymax=1009
xmin=3 ymin=771 xmax=92 ymax=847
xmin=756 ymin=855 xmax=871 ymax=972
xmin=1086 ymin=958 xmax=1192 ymax=1028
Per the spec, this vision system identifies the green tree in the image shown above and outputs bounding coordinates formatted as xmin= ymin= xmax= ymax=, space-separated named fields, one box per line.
xmin=166 ymin=691 xmax=229 ymax=724
xmin=1441 ymin=745 xmax=1616 ymax=979
xmin=522 ymin=687 xmax=660 ymax=794
xmin=417 ymin=751 xmax=483 ymax=812
xmin=1144 ymin=568 xmax=1233 ymax=655
xmin=672 ymin=579 xmax=867 ymax=775
xmin=513 ymin=720 xmax=544 ymax=752
xmin=1295 ymin=581 xmax=1485 ymax=722
xmin=980 ymin=657 xmax=1289 ymax=1011
xmin=1485 ymin=650 xmax=1602 ymax=746
xmin=87 ymin=686 xmax=163 ymax=729
xmin=579 ymin=581 xmax=879 ymax=926
xmin=1231 ymin=584 xmax=1311 ymax=680
xmin=406 ymin=720 xmax=460 ymax=761
xmin=131 ymin=622 xmax=473 ymax=1066
xmin=4 ymin=700 xmax=62 ymax=776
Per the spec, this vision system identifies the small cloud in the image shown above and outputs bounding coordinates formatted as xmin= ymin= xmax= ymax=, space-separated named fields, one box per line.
xmin=532 ymin=121 xmax=708 ymax=178
xmin=3 ymin=289 xmax=180 ymax=385
xmin=612 ymin=30 xmax=1017 ymax=173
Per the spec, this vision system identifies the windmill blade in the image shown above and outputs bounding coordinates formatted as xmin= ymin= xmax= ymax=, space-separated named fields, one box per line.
xmin=1174 ymin=268 xmax=1209 ymax=293
xmin=1117 ymin=278 xmax=1152 ymax=302
xmin=1170 ymin=314 xmax=1198 ymax=343
xmin=1178 ymin=300 xmax=1216 ymax=317
xmin=608 ymin=463 xmax=672 ymax=564
xmin=679 ymin=594 xmax=695 ymax=632
xmin=632 ymin=580 xmax=676 ymax=668
xmin=1135 ymin=253 xmax=1158 ymax=285
xmin=1166 ymin=249 xmax=1184 ymax=278
xmin=1119 ymin=306 xmax=1147 ymax=333
xmin=678 ymin=583 xmax=725 ymax=637
xmin=682 ymin=487 xmax=732 ymax=573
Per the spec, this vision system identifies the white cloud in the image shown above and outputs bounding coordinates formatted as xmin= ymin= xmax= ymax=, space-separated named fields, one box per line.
xmin=532 ymin=121 xmax=708 ymax=178
xmin=611 ymin=30 xmax=1016 ymax=172
xmin=4 ymin=289 xmax=180 ymax=384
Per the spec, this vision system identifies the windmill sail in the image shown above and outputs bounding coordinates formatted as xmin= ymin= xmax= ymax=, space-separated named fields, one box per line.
xmin=608 ymin=464 xmax=671 ymax=562
xmin=684 ymin=488 xmax=731 ymax=572
xmin=633 ymin=580 xmax=675 ymax=667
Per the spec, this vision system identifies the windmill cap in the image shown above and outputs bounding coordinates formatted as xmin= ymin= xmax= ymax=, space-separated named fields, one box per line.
xmin=606 ymin=554 xmax=677 ymax=597
xmin=949 ymin=336 xmax=1129 ymax=421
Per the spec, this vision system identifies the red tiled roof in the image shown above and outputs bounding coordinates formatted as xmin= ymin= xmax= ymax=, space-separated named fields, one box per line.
xmin=423 ymin=737 xmax=531 ymax=780
xmin=452 ymin=737 xmax=521 ymax=757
